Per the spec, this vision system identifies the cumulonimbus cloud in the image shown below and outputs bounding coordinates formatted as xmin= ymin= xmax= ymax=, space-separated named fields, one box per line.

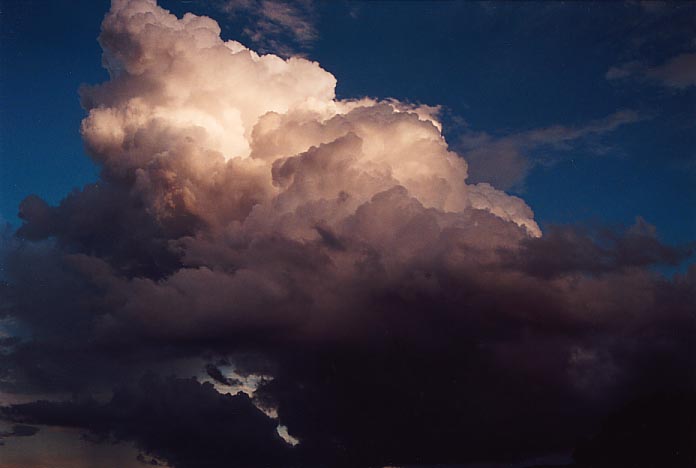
xmin=1 ymin=1 xmax=694 ymax=467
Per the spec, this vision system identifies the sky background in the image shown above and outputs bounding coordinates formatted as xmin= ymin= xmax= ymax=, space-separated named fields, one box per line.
xmin=2 ymin=1 xmax=694 ymax=246
xmin=0 ymin=2 xmax=695 ymax=468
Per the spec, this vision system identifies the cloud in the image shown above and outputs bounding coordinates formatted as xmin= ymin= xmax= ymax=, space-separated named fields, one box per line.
xmin=502 ymin=217 xmax=694 ymax=279
xmin=1 ymin=1 xmax=694 ymax=467
xmin=634 ymin=1 xmax=669 ymax=14
xmin=2 ymin=374 xmax=293 ymax=468
xmin=205 ymin=363 xmax=242 ymax=386
xmin=220 ymin=0 xmax=317 ymax=56
xmin=606 ymin=3 xmax=696 ymax=91
xmin=573 ymin=392 xmax=696 ymax=467
xmin=607 ymin=53 xmax=696 ymax=89
xmin=457 ymin=110 xmax=645 ymax=190
xmin=0 ymin=424 xmax=40 ymax=445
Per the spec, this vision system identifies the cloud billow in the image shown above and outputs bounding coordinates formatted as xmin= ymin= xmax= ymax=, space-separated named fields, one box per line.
xmin=1 ymin=1 xmax=694 ymax=467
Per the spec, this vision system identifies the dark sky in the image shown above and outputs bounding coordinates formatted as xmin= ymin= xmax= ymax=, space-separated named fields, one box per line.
xmin=0 ymin=1 xmax=694 ymax=467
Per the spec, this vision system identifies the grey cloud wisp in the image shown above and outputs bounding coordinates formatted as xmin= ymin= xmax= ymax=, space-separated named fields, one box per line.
xmin=458 ymin=110 xmax=645 ymax=190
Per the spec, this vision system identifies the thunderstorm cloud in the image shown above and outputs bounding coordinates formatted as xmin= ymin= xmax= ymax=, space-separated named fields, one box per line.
xmin=1 ymin=1 xmax=694 ymax=467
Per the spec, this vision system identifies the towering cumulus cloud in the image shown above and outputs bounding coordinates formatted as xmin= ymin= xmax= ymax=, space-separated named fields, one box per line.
xmin=2 ymin=1 xmax=694 ymax=467
xmin=82 ymin=0 xmax=539 ymax=236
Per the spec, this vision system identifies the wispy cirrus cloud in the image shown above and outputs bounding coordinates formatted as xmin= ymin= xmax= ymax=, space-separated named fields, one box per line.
xmin=220 ymin=0 xmax=316 ymax=57
xmin=606 ymin=2 xmax=696 ymax=90
xmin=607 ymin=53 xmax=696 ymax=89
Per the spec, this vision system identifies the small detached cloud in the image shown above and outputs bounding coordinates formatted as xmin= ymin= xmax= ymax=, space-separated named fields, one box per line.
xmin=607 ymin=53 xmax=696 ymax=89
xmin=205 ymin=363 xmax=243 ymax=387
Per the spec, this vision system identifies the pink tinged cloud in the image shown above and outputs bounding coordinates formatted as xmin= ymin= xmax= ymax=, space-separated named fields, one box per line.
xmin=80 ymin=0 xmax=540 ymax=239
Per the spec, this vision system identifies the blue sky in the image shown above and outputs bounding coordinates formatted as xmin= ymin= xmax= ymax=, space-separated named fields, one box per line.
xmin=2 ymin=1 xmax=694 ymax=246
